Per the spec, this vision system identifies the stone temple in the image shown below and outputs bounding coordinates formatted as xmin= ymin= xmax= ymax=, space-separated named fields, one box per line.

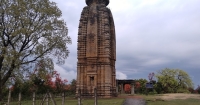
xmin=76 ymin=0 xmax=116 ymax=98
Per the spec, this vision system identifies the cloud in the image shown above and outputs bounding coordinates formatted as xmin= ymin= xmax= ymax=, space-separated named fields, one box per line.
xmin=51 ymin=0 xmax=200 ymax=88
xmin=116 ymin=71 xmax=127 ymax=79
xmin=54 ymin=64 xmax=76 ymax=83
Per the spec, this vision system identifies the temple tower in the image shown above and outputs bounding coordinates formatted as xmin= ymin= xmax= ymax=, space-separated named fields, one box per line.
xmin=77 ymin=0 xmax=116 ymax=98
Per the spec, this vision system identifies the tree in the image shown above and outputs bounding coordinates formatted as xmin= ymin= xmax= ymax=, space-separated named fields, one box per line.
xmin=156 ymin=68 xmax=193 ymax=93
xmin=69 ymin=79 xmax=76 ymax=95
xmin=28 ymin=63 xmax=68 ymax=94
xmin=53 ymin=71 xmax=68 ymax=93
xmin=134 ymin=79 xmax=148 ymax=94
xmin=28 ymin=62 xmax=53 ymax=94
xmin=0 ymin=0 xmax=71 ymax=101
xmin=196 ymin=85 xmax=200 ymax=94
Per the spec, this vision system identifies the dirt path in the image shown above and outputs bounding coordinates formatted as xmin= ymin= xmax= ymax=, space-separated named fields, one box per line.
xmin=118 ymin=95 xmax=146 ymax=105
xmin=120 ymin=93 xmax=200 ymax=105
xmin=122 ymin=98 xmax=146 ymax=105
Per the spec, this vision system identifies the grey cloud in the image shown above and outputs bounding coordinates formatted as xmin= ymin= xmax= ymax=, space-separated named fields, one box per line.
xmin=52 ymin=0 xmax=200 ymax=87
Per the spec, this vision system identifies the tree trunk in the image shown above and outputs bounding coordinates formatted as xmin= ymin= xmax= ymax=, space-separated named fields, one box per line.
xmin=62 ymin=92 xmax=65 ymax=105
xmin=2 ymin=60 xmax=15 ymax=86
xmin=0 ymin=56 xmax=4 ymax=102
xmin=78 ymin=89 xmax=81 ymax=105
xmin=0 ymin=85 xmax=2 ymax=103
xmin=0 ymin=60 xmax=16 ymax=102
xmin=32 ymin=91 xmax=36 ymax=105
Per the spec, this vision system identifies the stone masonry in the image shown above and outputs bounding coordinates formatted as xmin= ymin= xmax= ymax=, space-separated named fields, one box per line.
xmin=76 ymin=0 xmax=116 ymax=98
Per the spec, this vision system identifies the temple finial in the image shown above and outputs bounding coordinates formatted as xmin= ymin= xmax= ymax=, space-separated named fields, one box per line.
xmin=85 ymin=0 xmax=109 ymax=6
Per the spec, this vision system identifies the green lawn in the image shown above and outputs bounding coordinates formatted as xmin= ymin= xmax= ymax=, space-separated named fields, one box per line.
xmin=9 ymin=98 xmax=124 ymax=105
xmin=7 ymin=94 xmax=200 ymax=105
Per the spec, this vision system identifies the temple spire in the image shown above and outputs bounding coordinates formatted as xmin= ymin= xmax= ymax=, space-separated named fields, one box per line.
xmin=77 ymin=0 xmax=116 ymax=98
xmin=85 ymin=0 xmax=109 ymax=6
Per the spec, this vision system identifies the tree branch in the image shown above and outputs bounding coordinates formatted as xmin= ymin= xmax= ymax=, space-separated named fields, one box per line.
xmin=20 ymin=43 xmax=56 ymax=65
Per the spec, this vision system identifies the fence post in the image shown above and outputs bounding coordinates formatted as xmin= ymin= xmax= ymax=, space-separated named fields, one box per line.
xmin=46 ymin=92 xmax=49 ymax=105
xmin=18 ymin=92 xmax=21 ymax=105
xmin=62 ymin=92 xmax=65 ymax=105
xmin=78 ymin=89 xmax=81 ymax=105
xmin=33 ymin=91 xmax=36 ymax=105
xmin=40 ymin=93 xmax=48 ymax=105
xmin=94 ymin=88 xmax=97 ymax=105
xmin=7 ymin=89 xmax=11 ymax=105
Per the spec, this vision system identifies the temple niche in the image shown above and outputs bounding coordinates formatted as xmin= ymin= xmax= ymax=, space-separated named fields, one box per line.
xmin=76 ymin=0 xmax=116 ymax=98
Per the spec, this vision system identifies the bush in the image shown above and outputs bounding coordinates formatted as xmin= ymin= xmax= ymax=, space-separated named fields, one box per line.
xmin=177 ymin=88 xmax=190 ymax=93
xmin=198 ymin=89 xmax=200 ymax=94
xmin=188 ymin=87 xmax=195 ymax=93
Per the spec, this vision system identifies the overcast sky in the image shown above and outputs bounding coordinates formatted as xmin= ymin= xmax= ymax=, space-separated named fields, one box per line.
xmin=51 ymin=0 xmax=200 ymax=88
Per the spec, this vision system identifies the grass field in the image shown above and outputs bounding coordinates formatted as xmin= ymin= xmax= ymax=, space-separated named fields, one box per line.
xmin=141 ymin=94 xmax=200 ymax=105
xmin=6 ymin=93 xmax=200 ymax=105
xmin=8 ymin=98 xmax=124 ymax=105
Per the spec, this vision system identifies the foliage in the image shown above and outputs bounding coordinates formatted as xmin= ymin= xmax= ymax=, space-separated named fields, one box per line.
xmin=188 ymin=87 xmax=195 ymax=93
xmin=8 ymin=70 xmax=69 ymax=101
xmin=68 ymin=79 xmax=76 ymax=95
xmin=135 ymin=81 xmax=140 ymax=89
xmin=0 ymin=0 xmax=71 ymax=100
xmin=154 ymin=82 xmax=163 ymax=94
xmin=196 ymin=85 xmax=200 ymax=94
xmin=28 ymin=69 xmax=68 ymax=94
xmin=134 ymin=79 xmax=148 ymax=94
xmin=10 ymin=81 xmax=32 ymax=100
xmin=156 ymin=68 xmax=193 ymax=93
xmin=53 ymin=71 xmax=68 ymax=93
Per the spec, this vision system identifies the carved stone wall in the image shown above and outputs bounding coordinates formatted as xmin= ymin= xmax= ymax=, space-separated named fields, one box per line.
xmin=77 ymin=0 xmax=116 ymax=98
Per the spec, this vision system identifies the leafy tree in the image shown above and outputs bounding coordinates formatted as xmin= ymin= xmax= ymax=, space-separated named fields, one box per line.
xmin=0 ymin=0 xmax=71 ymax=101
xmin=69 ymin=79 xmax=76 ymax=95
xmin=28 ymin=62 xmax=53 ymax=94
xmin=53 ymin=71 xmax=68 ymax=93
xmin=134 ymin=79 xmax=148 ymax=94
xmin=10 ymin=81 xmax=32 ymax=100
xmin=154 ymin=81 xmax=163 ymax=94
xmin=196 ymin=85 xmax=200 ymax=94
xmin=28 ymin=64 xmax=68 ymax=94
xmin=156 ymin=68 xmax=193 ymax=93
xmin=188 ymin=87 xmax=195 ymax=93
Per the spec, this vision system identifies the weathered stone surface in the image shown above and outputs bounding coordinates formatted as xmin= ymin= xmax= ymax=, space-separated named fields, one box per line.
xmin=76 ymin=0 xmax=116 ymax=98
